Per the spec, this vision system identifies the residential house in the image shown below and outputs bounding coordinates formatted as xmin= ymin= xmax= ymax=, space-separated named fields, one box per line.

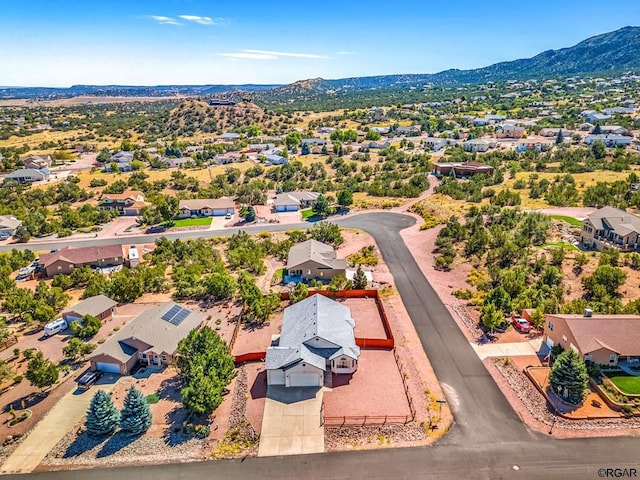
xmin=581 ymin=110 xmax=611 ymax=123
xmin=266 ymin=294 xmax=360 ymax=387
xmin=286 ymin=239 xmax=347 ymax=281
xmin=39 ymin=245 xmax=125 ymax=277
xmin=301 ymin=138 xmax=328 ymax=147
xmin=61 ymin=295 xmax=117 ymax=323
xmin=261 ymin=153 xmax=288 ymax=165
xmin=185 ymin=146 xmax=204 ymax=154
xmin=539 ymin=128 xmax=567 ymax=138
xmin=247 ymin=143 xmax=275 ymax=152
xmin=0 ymin=215 xmax=22 ymax=238
xmin=543 ymin=311 xmax=640 ymax=366
xmin=432 ymin=162 xmax=494 ymax=177
xmin=164 ymin=157 xmax=194 ymax=168
xmin=516 ymin=140 xmax=553 ymax=152
xmin=21 ymin=154 xmax=53 ymax=170
xmin=394 ymin=125 xmax=421 ymax=136
xmin=602 ymin=106 xmax=636 ymax=115
xmin=463 ymin=139 xmax=491 ymax=153
xmin=496 ymin=124 xmax=525 ymax=139
xmin=423 ymin=137 xmax=447 ymax=151
xmin=110 ymin=151 xmax=134 ymax=163
xmin=178 ymin=198 xmax=235 ymax=218
xmin=362 ymin=141 xmax=390 ymax=150
xmin=578 ymin=122 xmax=594 ymax=131
xmin=599 ymin=126 xmax=631 ymax=136
xmin=221 ymin=132 xmax=241 ymax=141
xmin=3 ymin=168 xmax=50 ymax=183
xmin=213 ymin=152 xmax=242 ymax=164
xmin=273 ymin=191 xmax=320 ymax=212
xmin=318 ymin=127 xmax=336 ymax=134
xmin=100 ymin=190 xmax=147 ymax=216
xmin=88 ymin=302 xmax=204 ymax=374
xmin=371 ymin=126 xmax=391 ymax=135
xmin=580 ymin=206 xmax=640 ymax=251
xmin=584 ymin=134 xmax=632 ymax=147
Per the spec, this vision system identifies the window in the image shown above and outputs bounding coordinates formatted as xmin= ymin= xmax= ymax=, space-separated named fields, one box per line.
xmin=140 ymin=353 xmax=147 ymax=359
xmin=161 ymin=355 xmax=167 ymax=362
xmin=610 ymin=354 xmax=617 ymax=363
xmin=562 ymin=335 xmax=567 ymax=343
xmin=585 ymin=354 xmax=592 ymax=361
xmin=548 ymin=321 xmax=554 ymax=331
xmin=337 ymin=358 xmax=350 ymax=369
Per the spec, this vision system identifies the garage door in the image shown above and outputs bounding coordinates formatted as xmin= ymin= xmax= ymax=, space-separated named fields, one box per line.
xmin=95 ymin=362 xmax=121 ymax=374
xmin=289 ymin=373 xmax=321 ymax=387
xmin=545 ymin=337 xmax=555 ymax=349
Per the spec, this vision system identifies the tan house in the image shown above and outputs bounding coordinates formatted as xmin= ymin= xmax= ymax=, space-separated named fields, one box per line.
xmin=496 ymin=124 xmax=525 ymax=139
xmin=39 ymin=245 xmax=125 ymax=276
xmin=61 ymin=295 xmax=117 ymax=323
xmin=286 ymin=239 xmax=347 ymax=281
xmin=178 ymin=198 xmax=235 ymax=218
xmin=543 ymin=312 xmax=640 ymax=366
xmin=22 ymin=154 xmax=53 ymax=170
xmin=580 ymin=206 xmax=640 ymax=251
xmin=100 ymin=190 xmax=147 ymax=216
xmin=88 ymin=303 xmax=204 ymax=374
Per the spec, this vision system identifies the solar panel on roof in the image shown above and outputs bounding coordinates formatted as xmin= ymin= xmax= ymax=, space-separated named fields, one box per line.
xmin=161 ymin=305 xmax=181 ymax=321
xmin=170 ymin=308 xmax=190 ymax=325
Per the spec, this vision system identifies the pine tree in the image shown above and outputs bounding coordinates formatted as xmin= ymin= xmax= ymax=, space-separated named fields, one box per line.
xmin=549 ymin=349 xmax=589 ymax=405
xmin=120 ymin=386 xmax=152 ymax=436
xmin=353 ymin=266 xmax=368 ymax=289
xmin=555 ymin=129 xmax=564 ymax=145
xmin=85 ymin=390 xmax=120 ymax=437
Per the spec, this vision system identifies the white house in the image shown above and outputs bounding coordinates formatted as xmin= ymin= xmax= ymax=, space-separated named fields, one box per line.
xmin=4 ymin=168 xmax=50 ymax=183
xmin=423 ymin=137 xmax=447 ymax=151
xmin=463 ymin=139 xmax=491 ymax=153
xmin=584 ymin=134 xmax=632 ymax=147
xmin=266 ymin=294 xmax=360 ymax=387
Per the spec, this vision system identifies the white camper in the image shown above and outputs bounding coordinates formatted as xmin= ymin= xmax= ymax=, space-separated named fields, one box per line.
xmin=44 ymin=318 xmax=67 ymax=337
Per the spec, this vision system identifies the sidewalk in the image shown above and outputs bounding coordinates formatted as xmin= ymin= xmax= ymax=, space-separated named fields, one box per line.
xmin=1 ymin=378 xmax=118 ymax=474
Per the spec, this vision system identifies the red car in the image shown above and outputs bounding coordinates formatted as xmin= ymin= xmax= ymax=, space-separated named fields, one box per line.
xmin=511 ymin=315 xmax=531 ymax=333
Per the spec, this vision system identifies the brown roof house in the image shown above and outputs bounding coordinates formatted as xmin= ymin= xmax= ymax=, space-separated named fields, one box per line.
xmin=178 ymin=198 xmax=235 ymax=218
xmin=286 ymin=239 xmax=347 ymax=281
xmin=543 ymin=311 xmax=640 ymax=366
xmin=580 ymin=206 xmax=640 ymax=252
xmin=61 ymin=295 xmax=117 ymax=323
xmin=88 ymin=303 xmax=204 ymax=374
xmin=100 ymin=190 xmax=147 ymax=216
xmin=39 ymin=245 xmax=125 ymax=277
xmin=22 ymin=154 xmax=53 ymax=170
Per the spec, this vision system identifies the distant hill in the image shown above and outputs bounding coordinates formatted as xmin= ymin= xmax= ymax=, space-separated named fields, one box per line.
xmin=251 ymin=26 xmax=640 ymax=108
xmin=3 ymin=26 xmax=640 ymax=104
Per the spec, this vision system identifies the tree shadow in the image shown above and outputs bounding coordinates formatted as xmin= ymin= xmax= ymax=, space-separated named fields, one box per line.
xmin=163 ymin=405 xmax=191 ymax=446
xmin=63 ymin=432 xmax=105 ymax=458
xmin=250 ymin=371 xmax=267 ymax=400
xmin=157 ymin=376 xmax=181 ymax=400
xmin=242 ymin=321 xmax=270 ymax=333
xmin=3 ymin=392 xmax=47 ymax=412
xmin=96 ymin=432 xmax=140 ymax=458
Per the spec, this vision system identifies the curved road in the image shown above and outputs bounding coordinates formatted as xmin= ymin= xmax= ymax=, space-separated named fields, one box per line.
xmin=8 ymin=213 xmax=640 ymax=479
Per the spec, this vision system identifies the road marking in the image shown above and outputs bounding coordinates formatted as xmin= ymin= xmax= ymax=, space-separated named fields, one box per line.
xmin=440 ymin=383 xmax=460 ymax=411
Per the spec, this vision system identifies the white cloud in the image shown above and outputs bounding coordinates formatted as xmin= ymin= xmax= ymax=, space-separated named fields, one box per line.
xmin=217 ymin=49 xmax=329 ymax=61
xmin=150 ymin=15 xmax=181 ymax=25
xmin=218 ymin=52 xmax=277 ymax=60
xmin=179 ymin=15 xmax=225 ymax=25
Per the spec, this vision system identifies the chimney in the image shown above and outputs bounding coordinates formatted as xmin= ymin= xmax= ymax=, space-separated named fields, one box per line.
xmin=583 ymin=308 xmax=593 ymax=317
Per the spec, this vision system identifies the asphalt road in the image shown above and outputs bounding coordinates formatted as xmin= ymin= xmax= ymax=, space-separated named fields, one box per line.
xmin=7 ymin=212 xmax=640 ymax=479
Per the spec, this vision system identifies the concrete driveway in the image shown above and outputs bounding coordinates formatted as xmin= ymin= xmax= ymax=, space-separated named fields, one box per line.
xmin=258 ymin=386 xmax=324 ymax=457
xmin=1 ymin=375 xmax=119 ymax=474
xmin=471 ymin=338 xmax=543 ymax=360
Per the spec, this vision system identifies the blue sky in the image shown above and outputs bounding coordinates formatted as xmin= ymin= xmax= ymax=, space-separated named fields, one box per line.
xmin=1 ymin=0 xmax=640 ymax=87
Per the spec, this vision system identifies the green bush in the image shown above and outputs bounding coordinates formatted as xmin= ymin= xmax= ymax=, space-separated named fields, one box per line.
xmin=13 ymin=375 xmax=23 ymax=384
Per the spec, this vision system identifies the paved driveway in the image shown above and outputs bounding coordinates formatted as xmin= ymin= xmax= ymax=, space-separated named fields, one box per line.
xmin=471 ymin=338 xmax=543 ymax=360
xmin=258 ymin=386 xmax=324 ymax=457
xmin=1 ymin=375 xmax=119 ymax=474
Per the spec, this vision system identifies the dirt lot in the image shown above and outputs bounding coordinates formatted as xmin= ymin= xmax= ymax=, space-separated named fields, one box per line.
xmin=324 ymin=349 xmax=412 ymax=419
xmin=231 ymin=314 xmax=282 ymax=357
xmin=339 ymin=298 xmax=387 ymax=339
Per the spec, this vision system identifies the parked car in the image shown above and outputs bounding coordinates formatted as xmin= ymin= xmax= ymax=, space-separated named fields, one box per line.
xmin=77 ymin=371 xmax=103 ymax=390
xmin=145 ymin=225 xmax=166 ymax=234
xmin=511 ymin=315 xmax=531 ymax=333
xmin=225 ymin=212 xmax=233 ymax=219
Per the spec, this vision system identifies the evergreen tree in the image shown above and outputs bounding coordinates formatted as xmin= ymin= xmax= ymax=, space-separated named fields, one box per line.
xmin=312 ymin=194 xmax=330 ymax=217
xmin=592 ymin=123 xmax=602 ymax=135
xmin=120 ymin=386 xmax=152 ymax=436
xmin=555 ymin=129 xmax=564 ymax=145
xmin=549 ymin=349 xmax=589 ymax=405
xmin=353 ymin=266 xmax=368 ymax=289
xmin=85 ymin=390 xmax=120 ymax=437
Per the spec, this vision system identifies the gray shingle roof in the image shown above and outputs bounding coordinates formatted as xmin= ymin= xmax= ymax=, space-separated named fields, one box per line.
xmin=587 ymin=206 xmax=640 ymax=236
xmin=0 ymin=215 xmax=22 ymax=230
xmin=273 ymin=191 xmax=319 ymax=207
xmin=62 ymin=295 xmax=117 ymax=317
xmin=178 ymin=198 xmax=235 ymax=210
xmin=286 ymin=239 xmax=347 ymax=270
xmin=89 ymin=302 xmax=203 ymax=364
xmin=265 ymin=294 xmax=359 ymax=371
